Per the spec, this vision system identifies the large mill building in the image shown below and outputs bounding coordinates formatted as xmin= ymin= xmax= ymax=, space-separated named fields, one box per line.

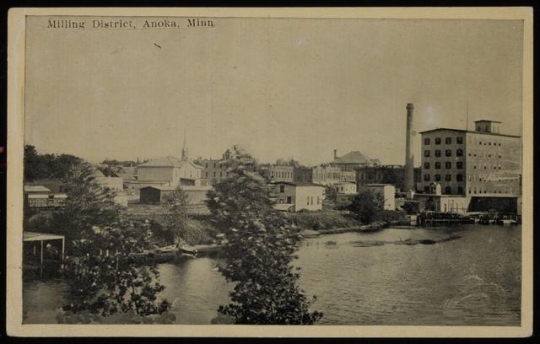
xmin=417 ymin=119 xmax=521 ymax=213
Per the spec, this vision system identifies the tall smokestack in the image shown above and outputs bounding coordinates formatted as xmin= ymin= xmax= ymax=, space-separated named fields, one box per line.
xmin=333 ymin=149 xmax=337 ymax=160
xmin=404 ymin=103 xmax=415 ymax=194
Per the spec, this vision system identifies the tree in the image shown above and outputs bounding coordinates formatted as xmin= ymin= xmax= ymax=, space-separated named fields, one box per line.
xmin=324 ymin=185 xmax=338 ymax=203
xmin=206 ymin=169 xmax=323 ymax=324
xmin=47 ymin=162 xmax=121 ymax=246
xmin=24 ymin=145 xmax=49 ymax=180
xmin=161 ymin=187 xmax=191 ymax=245
xmin=59 ymin=220 xmax=174 ymax=323
xmin=24 ymin=145 xmax=82 ymax=180
xmin=348 ymin=190 xmax=384 ymax=224
xmin=48 ymin=161 xmax=173 ymax=323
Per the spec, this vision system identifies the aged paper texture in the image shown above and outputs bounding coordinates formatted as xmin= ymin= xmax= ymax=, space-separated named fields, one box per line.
xmin=7 ymin=7 xmax=533 ymax=337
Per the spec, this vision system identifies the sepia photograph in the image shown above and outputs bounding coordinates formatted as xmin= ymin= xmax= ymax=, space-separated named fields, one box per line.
xmin=6 ymin=7 xmax=533 ymax=337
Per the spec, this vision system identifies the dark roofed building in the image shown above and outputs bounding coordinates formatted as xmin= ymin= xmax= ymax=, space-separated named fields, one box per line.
xmin=139 ymin=185 xmax=177 ymax=205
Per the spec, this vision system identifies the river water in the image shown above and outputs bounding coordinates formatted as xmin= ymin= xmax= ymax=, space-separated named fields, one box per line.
xmin=23 ymin=225 xmax=521 ymax=325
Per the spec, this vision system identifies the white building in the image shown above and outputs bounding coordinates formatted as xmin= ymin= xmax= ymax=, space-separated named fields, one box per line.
xmin=271 ymin=182 xmax=325 ymax=212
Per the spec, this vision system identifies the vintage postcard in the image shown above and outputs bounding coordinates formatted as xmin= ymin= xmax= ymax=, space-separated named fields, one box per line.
xmin=7 ymin=8 xmax=533 ymax=337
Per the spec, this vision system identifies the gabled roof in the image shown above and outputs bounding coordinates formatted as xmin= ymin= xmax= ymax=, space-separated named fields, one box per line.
xmin=331 ymin=151 xmax=372 ymax=165
xmin=138 ymin=157 xmax=204 ymax=169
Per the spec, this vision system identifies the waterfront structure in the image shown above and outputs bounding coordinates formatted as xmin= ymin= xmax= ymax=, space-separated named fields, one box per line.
xmin=418 ymin=119 xmax=521 ymax=213
xmin=271 ymin=181 xmax=325 ymax=212
xmin=362 ymin=184 xmax=396 ymax=211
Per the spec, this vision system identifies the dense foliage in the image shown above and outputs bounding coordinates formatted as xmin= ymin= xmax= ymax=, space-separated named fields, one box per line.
xmin=59 ymin=220 xmax=173 ymax=322
xmin=24 ymin=145 xmax=82 ymax=181
xmin=47 ymin=162 xmax=122 ymax=245
xmin=207 ymin=169 xmax=322 ymax=324
xmin=347 ymin=190 xmax=384 ymax=224
xmin=161 ymin=186 xmax=191 ymax=244
xmin=27 ymin=157 xmax=173 ymax=323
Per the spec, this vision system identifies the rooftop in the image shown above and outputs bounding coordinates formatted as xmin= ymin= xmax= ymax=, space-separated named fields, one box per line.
xmin=140 ymin=185 xmax=178 ymax=191
xmin=474 ymin=119 xmax=502 ymax=123
xmin=270 ymin=181 xmax=325 ymax=188
xmin=23 ymin=185 xmax=51 ymax=193
xmin=418 ymin=127 xmax=520 ymax=138
xmin=139 ymin=156 xmax=204 ymax=169
xmin=331 ymin=151 xmax=373 ymax=165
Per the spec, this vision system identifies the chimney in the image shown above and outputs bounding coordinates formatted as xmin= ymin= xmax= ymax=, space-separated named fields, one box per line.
xmin=333 ymin=149 xmax=337 ymax=160
xmin=404 ymin=103 xmax=415 ymax=195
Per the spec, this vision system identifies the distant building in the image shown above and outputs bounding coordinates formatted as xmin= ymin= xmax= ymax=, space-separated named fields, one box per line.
xmin=271 ymin=182 xmax=325 ymax=212
xmin=363 ymin=184 xmax=396 ymax=211
xmin=137 ymin=156 xmax=204 ymax=188
xmin=312 ymin=165 xmax=342 ymax=185
xmin=418 ymin=119 xmax=521 ymax=213
xmin=335 ymin=182 xmax=357 ymax=194
xmin=116 ymin=166 xmax=137 ymax=185
xmin=293 ymin=166 xmax=313 ymax=183
xmin=91 ymin=170 xmax=123 ymax=191
xmin=24 ymin=184 xmax=67 ymax=209
xmin=139 ymin=186 xmax=176 ymax=205
xmin=200 ymin=158 xmax=234 ymax=184
xmin=265 ymin=165 xmax=313 ymax=183
xmin=267 ymin=165 xmax=294 ymax=182
xmin=139 ymin=185 xmax=212 ymax=205
xmin=181 ymin=185 xmax=212 ymax=205
xmin=356 ymin=165 xmax=421 ymax=192
xmin=200 ymin=148 xmax=257 ymax=185
xmin=91 ymin=170 xmax=127 ymax=207
xmin=330 ymin=150 xmax=380 ymax=172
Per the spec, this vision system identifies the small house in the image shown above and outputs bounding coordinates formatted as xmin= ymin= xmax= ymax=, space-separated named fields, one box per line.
xmin=272 ymin=182 xmax=325 ymax=212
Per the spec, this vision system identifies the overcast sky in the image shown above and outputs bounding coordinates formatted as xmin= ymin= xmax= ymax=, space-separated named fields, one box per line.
xmin=25 ymin=17 xmax=523 ymax=166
